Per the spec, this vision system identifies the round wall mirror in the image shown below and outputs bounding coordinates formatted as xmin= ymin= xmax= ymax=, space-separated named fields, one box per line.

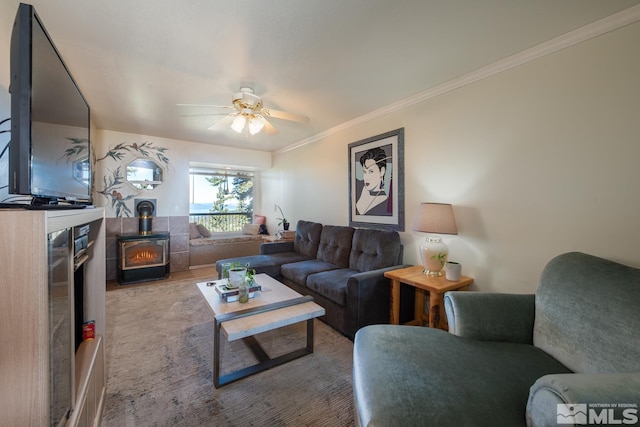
xmin=126 ymin=158 xmax=164 ymax=190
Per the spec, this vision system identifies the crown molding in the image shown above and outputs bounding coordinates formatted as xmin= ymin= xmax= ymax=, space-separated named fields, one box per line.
xmin=277 ymin=4 xmax=640 ymax=155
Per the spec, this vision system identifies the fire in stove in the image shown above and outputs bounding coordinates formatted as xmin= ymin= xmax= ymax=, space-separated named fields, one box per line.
xmin=121 ymin=239 xmax=168 ymax=270
xmin=128 ymin=247 xmax=162 ymax=266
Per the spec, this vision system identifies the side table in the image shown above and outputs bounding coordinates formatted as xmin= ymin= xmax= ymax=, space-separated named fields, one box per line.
xmin=384 ymin=265 xmax=473 ymax=330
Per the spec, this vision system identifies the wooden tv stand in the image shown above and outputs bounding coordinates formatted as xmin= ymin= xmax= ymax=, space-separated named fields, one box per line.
xmin=0 ymin=208 xmax=106 ymax=427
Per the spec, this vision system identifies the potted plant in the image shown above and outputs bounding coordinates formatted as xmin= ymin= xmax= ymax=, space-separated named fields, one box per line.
xmin=229 ymin=262 xmax=256 ymax=285
xmin=228 ymin=264 xmax=247 ymax=288
xmin=245 ymin=263 xmax=256 ymax=286
xmin=275 ymin=204 xmax=290 ymax=230
xmin=227 ymin=262 xmax=257 ymax=303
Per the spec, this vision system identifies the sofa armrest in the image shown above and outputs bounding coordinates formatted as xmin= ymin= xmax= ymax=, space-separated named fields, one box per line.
xmin=260 ymin=240 xmax=294 ymax=255
xmin=527 ymin=373 xmax=640 ymax=427
xmin=345 ymin=265 xmax=412 ymax=339
xmin=444 ymin=292 xmax=535 ymax=344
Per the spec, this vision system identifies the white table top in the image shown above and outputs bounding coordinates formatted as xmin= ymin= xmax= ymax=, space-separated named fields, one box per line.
xmin=197 ymin=273 xmax=325 ymax=341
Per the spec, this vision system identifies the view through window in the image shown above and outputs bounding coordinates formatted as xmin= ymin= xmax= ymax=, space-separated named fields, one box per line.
xmin=189 ymin=169 xmax=254 ymax=232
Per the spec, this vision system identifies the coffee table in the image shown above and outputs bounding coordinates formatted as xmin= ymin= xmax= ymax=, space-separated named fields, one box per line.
xmin=197 ymin=273 xmax=325 ymax=387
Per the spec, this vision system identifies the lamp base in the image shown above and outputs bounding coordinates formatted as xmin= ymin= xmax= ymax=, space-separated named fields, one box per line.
xmin=419 ymin=235 xmax=449 ymax=278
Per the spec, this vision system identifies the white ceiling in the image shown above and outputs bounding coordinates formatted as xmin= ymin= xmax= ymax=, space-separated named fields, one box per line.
xmin=3 ymin=0 xmax=640 ymax=152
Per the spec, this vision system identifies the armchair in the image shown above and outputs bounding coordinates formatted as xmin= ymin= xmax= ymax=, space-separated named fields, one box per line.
xmin=353 ymin=252 xmax=640 ymax=426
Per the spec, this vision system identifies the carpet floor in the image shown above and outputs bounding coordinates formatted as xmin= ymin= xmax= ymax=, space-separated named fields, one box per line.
xmin=101 ymin=275 xmax=356 ymax=427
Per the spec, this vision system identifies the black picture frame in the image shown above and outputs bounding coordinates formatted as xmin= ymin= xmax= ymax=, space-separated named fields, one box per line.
xmin=348 ymin=128 xmax=404 ymax=231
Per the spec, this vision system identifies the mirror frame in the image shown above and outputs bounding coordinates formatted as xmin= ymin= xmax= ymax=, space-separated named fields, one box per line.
xmin=126 ymin=158 xmax=164 ymax=190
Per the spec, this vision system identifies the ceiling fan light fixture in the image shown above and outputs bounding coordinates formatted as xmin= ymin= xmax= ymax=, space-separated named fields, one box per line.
xmin=230 ymin=113 xmax=246 ymax=133
xmin=180 ymin=86 xmax=307 ymax=136
xmin=248 ymin=115 xmax=266 ymax=135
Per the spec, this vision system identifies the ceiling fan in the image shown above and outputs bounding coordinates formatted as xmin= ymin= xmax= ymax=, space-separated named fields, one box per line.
xmin=178 ymin=86 xmax=309 ymax=136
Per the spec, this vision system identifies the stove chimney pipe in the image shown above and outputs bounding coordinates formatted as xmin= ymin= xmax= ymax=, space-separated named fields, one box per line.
xmin=137 ymin=200 xmax=155 ymax=235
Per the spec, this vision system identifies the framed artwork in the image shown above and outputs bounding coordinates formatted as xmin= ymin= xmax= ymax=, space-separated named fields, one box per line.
xmin=348 ymin=128 xmax=404 ymax=231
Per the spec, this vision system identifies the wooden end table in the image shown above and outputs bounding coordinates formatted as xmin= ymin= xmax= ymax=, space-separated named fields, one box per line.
xmin=384 ymin=265 xmax=473 ymax=330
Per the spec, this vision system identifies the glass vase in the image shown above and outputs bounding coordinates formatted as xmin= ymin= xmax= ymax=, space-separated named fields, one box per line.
xmin=238 ymin=282 xmax=249 ymax=303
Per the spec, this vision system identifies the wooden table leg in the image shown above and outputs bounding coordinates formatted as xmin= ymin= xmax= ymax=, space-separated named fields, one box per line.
xmin=390 ymin=279 xmax=401 ymax=324
xmin=414 ymin=289 xmax=425 ymax=326
xmin=429 ymin=292 xmax=445 ymax=329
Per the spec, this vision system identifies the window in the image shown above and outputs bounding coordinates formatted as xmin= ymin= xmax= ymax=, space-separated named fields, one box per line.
xmin=189 ymin=168 xmax=254 ymax=232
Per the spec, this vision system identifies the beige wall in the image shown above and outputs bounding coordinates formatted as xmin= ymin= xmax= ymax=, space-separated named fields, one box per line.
xmin=93 ymin=129 xmax=271 ymax=217
xmin=1 ymin=0 xmax=638 ymax=293
xmin=264 ymin=22 xmax=640 ymax=293
xmin=93 ymin=130 xmax=272 ymax=276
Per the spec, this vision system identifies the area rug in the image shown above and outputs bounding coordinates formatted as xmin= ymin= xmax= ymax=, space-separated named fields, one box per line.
xmin=101 ymin=276 xmax=356 ymax=427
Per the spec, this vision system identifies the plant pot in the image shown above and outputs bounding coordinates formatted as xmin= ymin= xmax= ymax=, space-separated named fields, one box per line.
xmin=283 ymin=222 xmax=290 ymax=231
xmin=228 ymin=267 xmax=246 ymax=288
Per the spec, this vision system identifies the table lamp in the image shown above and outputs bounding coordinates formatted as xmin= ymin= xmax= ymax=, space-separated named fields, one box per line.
xmin=412 ymin=203 xmax=458 ymax=276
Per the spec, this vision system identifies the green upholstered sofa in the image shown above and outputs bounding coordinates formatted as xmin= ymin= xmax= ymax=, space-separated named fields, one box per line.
xmin=353 ymin=252 xmax=640 ymax=426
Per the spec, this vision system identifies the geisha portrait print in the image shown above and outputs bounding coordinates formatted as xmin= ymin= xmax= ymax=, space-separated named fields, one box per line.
xmin=348 ymin=128 xmax=404 ymax=231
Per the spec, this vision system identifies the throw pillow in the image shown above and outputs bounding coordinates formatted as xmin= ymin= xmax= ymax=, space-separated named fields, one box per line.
xmin=258 ymin=224 xmax=269 ymax=235
xmin=242 ymin=223 xmax=261 ymax=235
xmin=189 ymin=222 xmax=201 ymax=239
xmin=253 ymin=214 xmax=266 ymax=225
xmin=196 ymin=224 xmax=211 ymax=237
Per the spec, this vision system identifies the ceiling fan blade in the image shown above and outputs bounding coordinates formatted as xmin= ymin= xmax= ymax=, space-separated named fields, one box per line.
xmin=177 ymin=104 xmax=236 ymax=109
xmin=207 ymin=113 xmax=235 ymax=131
xmin=260 ymin=107 xmax=309 ymax=124
xmin=180 ymin=113 xmax=230 ymax=117
xmin=262 ymin=117 xmax=279 ymax=135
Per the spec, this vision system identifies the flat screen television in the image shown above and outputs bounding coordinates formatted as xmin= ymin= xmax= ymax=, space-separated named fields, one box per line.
xmin=9 ymin=2 xmax=91 ymax=207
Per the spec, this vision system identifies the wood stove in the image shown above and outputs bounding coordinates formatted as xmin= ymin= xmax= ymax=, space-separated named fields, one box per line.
xmin=117 ymin=232 xmax=170 ymax=284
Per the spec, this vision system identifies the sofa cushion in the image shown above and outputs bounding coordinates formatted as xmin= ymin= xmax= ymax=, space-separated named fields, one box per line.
xmin=293 ymin=220 xmax=323 ymax=258
xmin=189 ymin=222 xmax=201 ymax=239
xmin=216 ymin=255 xmax=283 ymax=278
xmin=306 ymin=268 xmax=356 ymax=306
xmin=533 ymin=252 xmax=640 ymax=374
xmin=190 ymin=232 xmax=263 ymax=246
xmin=349 ymin=228 xmax=401 ymax=272
xmin=196 ymin=223 xmax=211 ymax=237
xmin=316 ymin=225 xmax=354 ymax=267
xmin=281 ymin=260 xmax=339 ymax=286
xmin=354 ymin=325 xmax=571 ymax=427
xmin=242 ymin=223 xmax=261 ymax=235
xmin=267 ymin=252 xmax=314 ymax=265
xmin=219 ymin=251 xmax=313 ymax=278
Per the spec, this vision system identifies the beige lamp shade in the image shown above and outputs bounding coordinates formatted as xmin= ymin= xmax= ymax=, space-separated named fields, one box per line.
xmin=412 ymin=203 xmax=458 ymax=235
xmin=412 ymin=203 xmax=457 ymax=276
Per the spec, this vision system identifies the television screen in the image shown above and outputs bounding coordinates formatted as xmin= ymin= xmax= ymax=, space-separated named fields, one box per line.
xmin=9 ymin=3 xmax=91 ymax=205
